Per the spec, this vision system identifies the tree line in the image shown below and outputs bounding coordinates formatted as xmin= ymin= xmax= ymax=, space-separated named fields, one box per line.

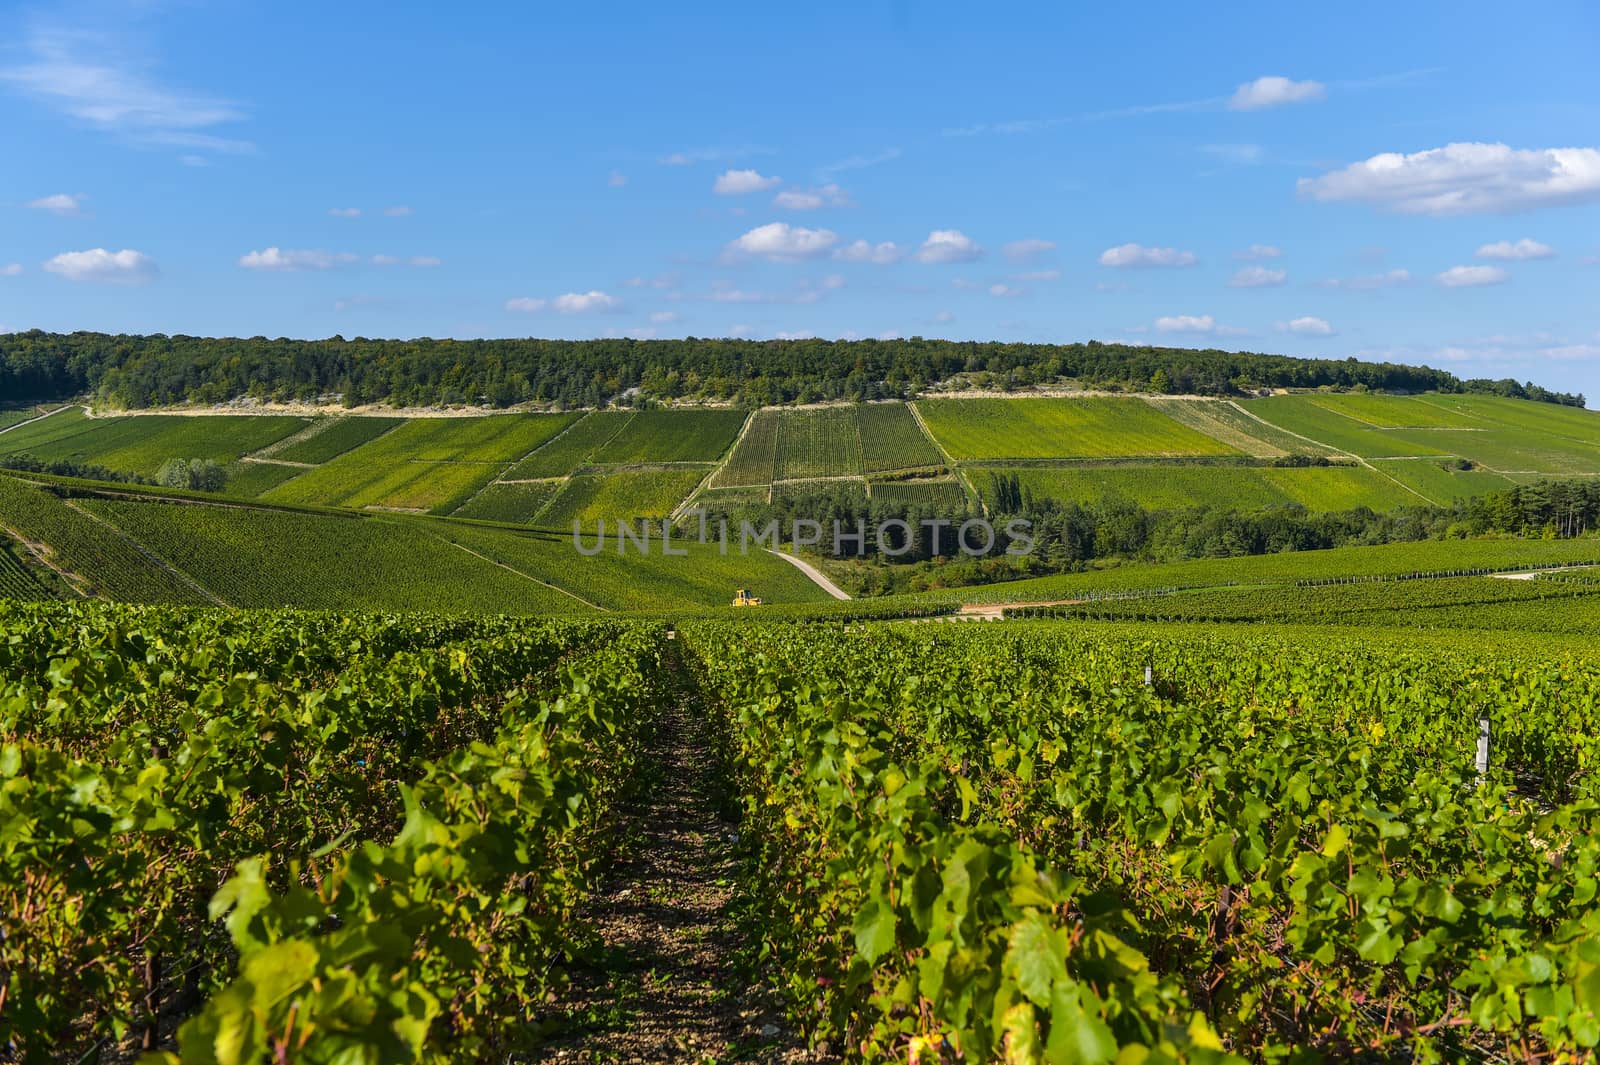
xmin=0 ymin=330 xmax=1584 ymax=409
xmin=692 ymin=476 xmax=1600 ymax=596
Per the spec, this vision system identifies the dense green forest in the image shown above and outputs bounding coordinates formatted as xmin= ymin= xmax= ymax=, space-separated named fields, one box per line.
xmin=0 ymin=330 xmax=1584 ymax=408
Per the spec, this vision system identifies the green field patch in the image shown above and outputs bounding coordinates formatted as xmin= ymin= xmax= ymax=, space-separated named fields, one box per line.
xmin=1243 ymin=396 xmax=1446 ymax=457
xmin=869 ymin=480 xmax=969 ymax=510
xmin=502 ymin=411 xmax=633 ymax=479
xmin=0 ymin=474 xmax=211 ymax=604
xmin=974 ymin=465 xmax=1292 ymax=511
xmin=1144 ymin=397 xmax=1311 ymax=458
xmin=1306 ymin=393 xmax=1486 ymax=429
xmin=591 ymin=408 xmax=745 ymax=464
xmin=536 ymin=468 xmax=707 ymax=527
xmin=858 ymin=403 xmax=944 ymax=471
xmin=451 ymin=480 xmax=563 ymax=523
xmin=1371 ymin=459 xmax=1521 ymax=504
xmin=222 ymin=461 xmax=310 ymax=498
xmin=261 ymin=414 xmax=572 ymax=511
xmin=0 ymin=408 xmax=309 ymax=476
xmin=916 ymin=397 xmax=1238 ymax=460
xmin=772 ymin=477 xmax=869 ymax=505
xmin=442 ymin=521 xmax=830 ymax=610
xmin=272 ymin=416 xmax=405 ymax=464
xmin=775 ymin=408 xmax=864 ymax=480
xmin=711 ymin=409 xmax=779 ymax=487
xmin=1256 ymin=466 xmax=1421 ymax=510
xmin=81 ymin=498 xmax=579 ymax=612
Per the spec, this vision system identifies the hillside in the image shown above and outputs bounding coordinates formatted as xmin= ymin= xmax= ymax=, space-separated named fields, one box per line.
xmin=4 ymin=392 xmax=1597 ymax=523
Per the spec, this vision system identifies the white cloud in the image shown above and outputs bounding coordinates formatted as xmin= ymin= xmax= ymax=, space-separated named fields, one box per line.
xmin=728 ymin=222 xmax=838 ymax=260
xmin=505 ymin=297 xmax=546 ymax=313
xmin=773 ymin=183 xmax=851 ymax=209
xmin=1 ymin=263 xmax=22 ymax=276
xmin=384 ymin=205 xmax=414 ymax=217
xmin=916 ymin=229 xmax=983 ymax=264
xmin=1283 ymin=316 xmax=1335 ymax=336
xmin=934 ymin=310 xmax=955 ymax=323
xmin=877 ymin=330 xmax=903 ymax=341
xmin=43 ymin=247 xmax=155 ymax=283
xmin=1002 ymin=238 xmax=1056 ymax=262
xmin=713 ymin=169 xmax=781 ymax=195
xmin=1298 ymin=143 xmax=1600 ymax=216
xmin=370 ymin=254 xmax=440 ymax=267
xmin=1316 ymin=268 xmax=1411 ymax=291
xmin=1437 ymin=265 xmax=1509 ymax=287
xmin=27 ymin=193 xmax=83 ymax=216
xmin=238 ymin=247 xmax=358 ymax=271
xmin=820 ymin=273 xmax=846 ymax=290
xmin=553 ymin=290 xmax=621 ymax=313
xmin=1099 ymin=243 xmax=1197 ymax=268
xmin=2 ymin=27 xmax=253 ymax=154
xmin=608 ymin=171 xmax=627 ymax=188
xmin=988 ymin=283 xmax=1023 ymax=298
xmin=1234 ymin=244 xmax=1282 ymax=260
xmin=328 ymin=207 xmax=361 ymax=218
xmin=649 ymin=310 xmax=680 ymax=324
xmin=1228 ymin=265 xmax=1287 ymax=288
xmin=1155 ymin=314 xmax=1215 ymax=334
xmin=833 ymin=239 xmax=902 ymax=264
xmin=1229 ymin=76 xmax=1326 ymax=111
xmin=1475 ymin=238 xmax=1555 ymax=261
xmin=774 ymin=330 xmax=816 ymax=340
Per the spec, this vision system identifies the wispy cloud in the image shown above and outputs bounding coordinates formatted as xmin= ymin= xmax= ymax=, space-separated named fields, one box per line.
xmin=27 ymin=193 xmax=84 ymax=216
xmin=817 ymin=147 xmax=901 ymax=178
xmin=658 ymin=145 xmax=773 ymax=166
xmin=1 ymin=24 xmax=254 ymax=157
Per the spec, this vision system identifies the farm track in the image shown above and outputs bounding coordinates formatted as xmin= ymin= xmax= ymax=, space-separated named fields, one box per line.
xmin=547 ymin=656 xmax=819 ymax=1063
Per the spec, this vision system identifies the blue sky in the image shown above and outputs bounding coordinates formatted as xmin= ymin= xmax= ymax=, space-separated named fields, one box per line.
xmin=3 ymin=1 xmax=1598 ymax=398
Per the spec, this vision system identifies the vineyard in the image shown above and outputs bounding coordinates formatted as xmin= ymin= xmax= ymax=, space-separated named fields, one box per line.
xmin=7 ymin=602 xmax=1600 ymax=1061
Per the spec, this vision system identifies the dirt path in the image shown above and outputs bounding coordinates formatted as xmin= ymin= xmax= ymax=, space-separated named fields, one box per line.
xmin=546 ymin=678 xmax=816 ymax=1062
xmin=764 ymin=549 xmax=851 ymax=600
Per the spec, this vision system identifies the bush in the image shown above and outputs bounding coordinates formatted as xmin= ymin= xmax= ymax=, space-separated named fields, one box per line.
xmin=156 ymin=458 xmax=227 ymax=492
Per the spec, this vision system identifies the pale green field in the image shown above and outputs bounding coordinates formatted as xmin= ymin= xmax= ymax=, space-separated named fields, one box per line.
xmin=916 ymin=397 xmax=1239 ymax=460
xmin=537 ymin=468 xmax=708 ymax=526
xmin=972 ymin=464 xmax=1418 ymax=512
xmin=0 ymin=407 xmax=309 ymax=475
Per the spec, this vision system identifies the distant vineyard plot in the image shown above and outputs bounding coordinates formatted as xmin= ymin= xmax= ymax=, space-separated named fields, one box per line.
xmin=264 ymin=414 xmax=574 ymax=512
xmin=590 ymin=409 xmax=745 ymax=464
xmin=0 ymin=407 xmax=309 ymax=476
xmin=915 ymin=397 xmax=1239 ymax=460
xmin=1244 ymin=393 xmax=1600 ymax=474
xmin=271 ymin=416 xmax=404 ymax=464
xmin=971 ymin=463 xmax=1420 ymax=513
xmin=502 ymin=412 xmax=632 ymax=479
xmin=710 ymin=403 xmax=944 ymax=491
xmin=536 ymin=468 xmax=708 ymax=527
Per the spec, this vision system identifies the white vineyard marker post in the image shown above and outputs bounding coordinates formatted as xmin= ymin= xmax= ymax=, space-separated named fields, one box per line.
xmin=1475 ymin=716 xmax=1491 ymax=783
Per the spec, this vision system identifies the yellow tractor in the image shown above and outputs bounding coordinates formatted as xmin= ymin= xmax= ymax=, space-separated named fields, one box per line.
xmin=731 ymin=588 xmax=762 ymax=607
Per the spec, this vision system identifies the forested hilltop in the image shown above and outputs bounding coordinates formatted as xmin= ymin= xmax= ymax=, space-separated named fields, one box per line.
xmin=0 ymin=329 xmax=1584 ymax=409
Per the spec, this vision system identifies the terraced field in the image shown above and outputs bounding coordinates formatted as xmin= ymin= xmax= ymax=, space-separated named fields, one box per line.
xmin=915 ymin=396 xmax=1239 ymax=460
xmin=264 ymin=414 xmax=574 ymax=511
xmin=590 ymin=409 xmax=745 ymax=464
xmin=536 ymin=468 xmax=707 ymax=527
xmin=971 ymin=463 xmax=1420 ymax=512
xmin=0 ymin=407 xmax=309 ymax=475
xmin=0 ymin=474 xmax=211 ymax=603
xmin=858 ymin=402 xmax=945 ymax=471
xmin=502 ymin=412 xmax=632 ymax=479
xmin=270 ymin=416 xmax=403 ymax=463
xmin=451 ymin=480 xmax=563 ymax=524
xmin=710 ymin=410 xmax=780 ymax=487
xmin=869 ymin=479 xmax=970 ymax=510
